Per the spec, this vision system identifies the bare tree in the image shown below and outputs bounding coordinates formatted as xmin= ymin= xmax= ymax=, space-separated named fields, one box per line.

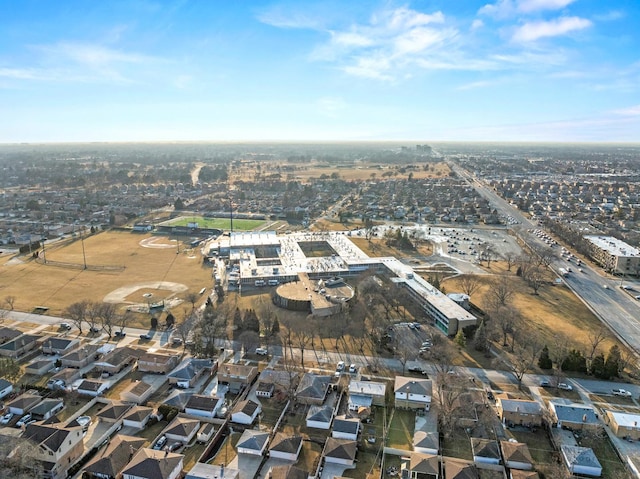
xmin=503 ymin=252 xmax=516 ymax=272
xmin=506 ymin=328 xmax=543 ymax=388
xmin=185 ymin=292 xmax=199 ymax=311
xmin=489 ymin=275 xmax=516 ymax=308
xmin=239 ymin=330 xmax=260 ymax=355
xmin=586 ymin=326 xmax=609 ymax=368
xmin=97 ymin=303 xmax=117 ymax=337
xmin=85 ymin=301 xmax=102 ymax=333
xmin=394 ymin=337 xmax=414 ymax=376
xmin=490 ymin=304 xmax=520 ymax=349
xmin=4 ymin=295 xmax=16 ymax=311
xmin=115 ymin=310 xmax=133 ymax=335
xmin=523 ymin=264 xmax=546 ymax=295
xmin=0 ymin=436 xmax=44 ymax=479
xmin=458 ymin=274 xmax=482 ymax=297
xmin=174 ymin=308 xmax=196 ymax=354
xmin=64 ymin=300 xmax=89 ymax=334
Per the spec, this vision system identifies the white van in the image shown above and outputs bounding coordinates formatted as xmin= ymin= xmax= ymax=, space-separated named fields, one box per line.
xmin=255 ymin=280 xmax=266 ymax=287
xmin=268 ymin=279 xmax=279 ymax=286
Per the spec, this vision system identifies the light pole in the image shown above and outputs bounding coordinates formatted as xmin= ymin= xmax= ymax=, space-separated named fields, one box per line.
xmin=80 ymin=227 xmax=87 ymax=270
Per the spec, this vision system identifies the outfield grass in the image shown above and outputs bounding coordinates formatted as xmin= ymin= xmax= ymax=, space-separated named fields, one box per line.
xmin=167 ymin=216 xmax=266 ymax=231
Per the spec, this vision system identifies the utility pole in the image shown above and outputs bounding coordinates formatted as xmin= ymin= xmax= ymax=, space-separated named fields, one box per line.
xmin=81 ymin=227 xmax=87 ymax=269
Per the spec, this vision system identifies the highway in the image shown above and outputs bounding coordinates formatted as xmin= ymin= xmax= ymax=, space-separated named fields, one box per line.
xmin=449 ymin=160 xmax=640 ymax=357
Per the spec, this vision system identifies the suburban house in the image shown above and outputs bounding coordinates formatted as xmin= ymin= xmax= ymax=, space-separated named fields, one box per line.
xmin=120 ymin=380 xmax=154 ymax=404
xmin=7 ymin=391 xmax=42 ymax=415
xmin=121 ymin=448 xmax=184 ymax=479
xmin=414 ymin=429 xmax=439 ymax=455
xmin=77 ymin=379 xmax=110 ymax=397
xmin=268 ymin=433 xmax=303 ymax=461
xmin=25 ymin=358 xmax=55 ymax=375
xmin=236 ymin=429 xmax=269 ymax=456
xmin=407 ymin=452 xmax=440 ymax=479
xmin=471 ymin=438 xmax=501 ymax=465
xmin=266 ymin=465 xmax=308 ymax=479
xmin=23 ymin=422 xmax=84 ymax=479
xmin=549 ymin=400 xmax=600 ymax=431
xmin=323 ymin=437 xmax=357 ymax=466
xmin=186 ymin=463 xmax=240 ymax=479
xmin=496 ymin=398 xmax=544 ymax=427
xmin=61 ymin=344 xmax=100 ymax=369
xmin=256 ymin=369 xmax=298 ymax=399
xmin=347 ymin=380 xmax=386 ymax=411
xmin=231 ymin=399 xmax=261 ymax=425
xmin=306 ymin=404 xmax=333 ymax=429
xmin=30 ymin=398 xmax=64 ymax=421
xmin=500 ymin=441 xmax=534 ymax=471
xmin=163 ymin=416 xmax=201 ymax=444
xmin=42 ymin=337 xmax=80 ymax=356
xmin=217 ymin=363 xmax=258 ymax=393
xmin=0 ymin=377 xmax=13 ymax=399
xmin=97 ymin=402 xmax=133 ymax=423
xmin=94 ymin=346 xmax=140 ymax=375
xmin=83 ymin=435 xmax=146 ymax=479
xmin=50 ymin=367 xmax=82 ymax=388
xmin=295 ymin=373 xmax=331 ymax=405
xmin=168 ymin=358 xmax=216 ymax=389
xmin=122 ymin=406 xmax=154 ymax=429
xmin=332 ymin=415 xmax=361 ymax=441
xmin=0 ymin=333 xmax=41 ymax=358
xmin=443 ymin=457 xmax=479 ymax=479
xmin=197 ymin=422 xmax=216 ymax=444
xmin=0 ymin=326 xmax=22 ymax=344
xmin=137 ymin=352 xmax=179 ymax=374
xmin=560 ymin=445 xmax=602 ymax=477
xmin=184 ymin=394 xmax=223 ymax=419
xmin=604 ymin=410 xmax=640 ymax=440
xmin=394 ymin=376 xmax=432 ymax=410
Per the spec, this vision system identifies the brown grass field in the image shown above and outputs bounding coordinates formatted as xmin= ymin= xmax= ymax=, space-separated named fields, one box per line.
xmin=0 ymin=231 xmax=213 ymax=317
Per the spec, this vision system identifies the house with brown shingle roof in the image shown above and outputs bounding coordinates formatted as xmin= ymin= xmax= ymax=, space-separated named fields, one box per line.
xmin=120 ymin=380 xmax=154 ymax=404
xmin=185 ymin=394 xmax=223 ymax=419
xmin=394 ymin=376 xmax=432 ymax=411
xmin=60 ymin=344 xmax=100 ymax=369
xmin=231 ymin=399 xmax=261 ymax=425
xmin=23 ymin=422 xmax=84 ymax=479
xmin=122 ymin=405 xmax=154 ymax=429
xmin=97 ymin=401 xmax=133 ymax=423
xmin=42 ymin=336 xmax=80 ymax=356
xmin=323 ymin=437 xmax=357 ymax=466
xmin=295 ymin=373 xmax=331 ymax=405
xmin=121 ymin=447 xmax=184 ymax=479
xmin=137 ymin=352 xmax=179 ymax=374
xmin=163 ymin=416 xmax=201 ymax=444
xmin=0 ymin=333 xmax=41 ymax=358
xmin=510 ymin=471 xmax=540 ymax=479
xmin=0 ymin=326 xmax=22 ymax=345
xmin=268 ymin=433 xmax=303 ymax=461
xmin=471 ymin=438 xmax=501 ymax=465
xmin=94 ymin=346 xmax=140 ymax=375
xmin=443 ymin=458 xmax=478 ymax=479
xmin=409 ymin=451 xmax=440 ymax=478
xmin=500 ymin=441 xmax=534 ymax=471
xmin=267 ymin=465 xmax=309 ymax=479
xmin=83 ymin=434 xmax=146 ymax=479
xmin=218 ymin=363 xmax=258 ymax=393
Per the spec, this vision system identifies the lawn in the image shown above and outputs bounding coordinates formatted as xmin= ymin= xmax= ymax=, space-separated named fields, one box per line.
xmin=181 ymin=442 xmax=207 ymax=470
xmin=579 ymin=433 xmax=631 ymax=479
xmin=387 ymin=409 xmax=415 ymax=450
xmin=0 ymin=230 xmax=214 ymax=318
xmin=167 ymin=216 xmax=266 ymax=231
xmin=211 ymin=431 xmax=240 ymax=466
xmin=441 ymin=427 xmax=474 ymax=460
xmin=508 ymin=429 xmax=555 ymax=465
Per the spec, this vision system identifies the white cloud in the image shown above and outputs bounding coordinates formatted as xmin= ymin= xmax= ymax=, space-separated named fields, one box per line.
xmin=613 ymin=105 xmax=640 ymax=116
xmin=479 ymin=0 xmax=576 ymax=17
xmin=517 ymin=0 xmax=576 ymax=13
xmin=316 ymin=96 xmax=347 ymax=117
xmin=593 ymin=10 xmax=625 ymax=21
xmin=512 ymin=16 xmax=592 ymax=42
xmin=36 ymin=42 xmax=155 ymax=68
xmin=471 ymin=19 xmax=484 ymax=30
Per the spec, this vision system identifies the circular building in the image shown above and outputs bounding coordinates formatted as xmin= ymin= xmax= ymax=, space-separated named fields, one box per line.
xmin=273 ymin=274 xmax=355 ymax=317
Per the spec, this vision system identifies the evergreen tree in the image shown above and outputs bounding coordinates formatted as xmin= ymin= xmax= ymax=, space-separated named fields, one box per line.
xmin=473 ymin=321 xmax=489 ymax=352
xmin=454 ymin=329 xmax=466 ymax=348
xmin=590 ymin=352 xmax=606 ymax=378
xmin=605 ymin=345 xmax=622 ymax=379
xmin=538 ymin=345 xmax=553 ymax=369
xmin=271 ymin=317 xmax=280 ymax=335
xmin=243 ymin=309 xmax=260 ymax=333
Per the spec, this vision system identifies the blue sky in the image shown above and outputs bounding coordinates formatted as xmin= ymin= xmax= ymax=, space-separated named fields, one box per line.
xmin=1 ymin=0 xmax=639 ymax=142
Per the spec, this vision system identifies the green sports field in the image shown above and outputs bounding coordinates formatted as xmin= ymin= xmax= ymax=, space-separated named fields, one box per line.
xmin=168 ymin=216 xmax=267 ymax=231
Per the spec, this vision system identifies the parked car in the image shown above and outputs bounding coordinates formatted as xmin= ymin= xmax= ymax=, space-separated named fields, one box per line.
xmin=47 ymin=379 xmax=66 ymax=390
xmin=16 ymin=413 xmax=32 ymax=427
xmin=153 ymin=435 xmax=167 ymax=450
xmin=140 ymin=334 xmax=151 ymax=340
xmin=613 ymin=389 xmax=632 ymax=397
xmin=114 ymin=330 xmax=126 ymax=338
xmin=558 ymin=383 xmax=573 ymax=391
xmin=0 ymin=412 xmax=14 ymax=424
xmin=172 ymin=337 xmax=183 ymax=346
xmin=336 ymin=361 xmax=345 ymax=372
xmin=255 ymin=347 xmax=268 ymax=356
xmin=349 ymin=364 xmax=357 ymax=373
xmin=167 ymin=441 xmax=182 ymax=452
xmin=89 ymin=326 xmax=101 ymax=333
xmin=540 ymin=380 xmax=550 ymax=387
xmin=60 ymin=322 xmax=72 ymax=330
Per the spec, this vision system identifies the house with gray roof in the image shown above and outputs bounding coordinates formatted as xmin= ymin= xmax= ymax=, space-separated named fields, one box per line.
xmin=414 ymin=430 xmax=439 ymax=455
xmin=0 ymin=326 xmax=22 ymax=344
xmin=23 ymin=422 xmax=84 ymax=479
xmin=42 ymin=336 xmax=80 ymax=356
xmin=561 ymin=445 xmax=602 ymax=477
xmin=30 ymin=398 xmax=64 ymax=421
xmin=60 ymin=344 xmax=100 ymax=369
xmin=168 ymin=358 xmax=216 ymax=388
xmin=231 ymin=399 xmax=261 ymax=425
xmin=25 ymin=358 xmax=55 ymax=375
xmin=123 ymin=405 xmax=154 ymax=429
xmin=471 ymin=438 xmax=500 ymax=465
xmin=323 ymin=437 xmax=357 ymax=466
xmin=7 ymin=391 xmax=42 ymax=415
xmin=295 ymin=373 xmax=331 ymax=405
xmin=120 ymin=380 xmax=154 ymax=404
xmin=500 ymin=441 xmax=534 ymax=471
xmin=0 ymin=377 xmax=13 ymax=399
xmin=186 ymin=463 xmax=240 ymax=479
xmin=348 ymin=379 xmax=386 ymax=411
xmin=549 ymin=400 xmax=600 ymax=431
xmin=121 ymin=447 xmax=184 ymax=479
xmin=236 ymin=429 xmax=269 ymax=456
xmin=218 ymin=363 xmax=258 ymax=393
xmin=77 ymin=379 xmax=110 ymax=397
xmin=266 ymin=465 xmax=308 ymax=479
xmin=0 ymin=333 xmax=41 ymax=358
xmin=394 ymin=376 xmax=432 ymax=410
xmin=408 ymin=451 xmax=440 ymax=479
xmin=163 ymin=416 xmax=200 ymax=444
xmin=97 ymin=401 xmax=133 ymax=423
xmin=332 ymin=415 xmax=360 ymax=441
xmin=306 ymin=404 xmax=333 ymax=429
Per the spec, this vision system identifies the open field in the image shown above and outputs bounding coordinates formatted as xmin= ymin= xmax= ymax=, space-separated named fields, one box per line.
xmin=166 ymin=215 xmax=266 ymax=231
xmin=0 ymin=231 xmax=213 ymax=317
